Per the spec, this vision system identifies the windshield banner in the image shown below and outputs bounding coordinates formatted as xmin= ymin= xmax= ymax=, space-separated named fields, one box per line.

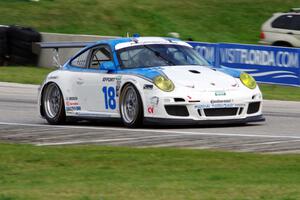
xmin=188 ymin=42 xmax=300 ymax=87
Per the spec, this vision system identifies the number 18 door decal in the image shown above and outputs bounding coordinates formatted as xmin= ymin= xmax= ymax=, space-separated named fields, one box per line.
xmin=102 ymin=86 xmax=116 ymax=110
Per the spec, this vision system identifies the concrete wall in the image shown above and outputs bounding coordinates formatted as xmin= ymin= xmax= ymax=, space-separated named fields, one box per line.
xmin=38 ymin=32 xmax=119 ymax=67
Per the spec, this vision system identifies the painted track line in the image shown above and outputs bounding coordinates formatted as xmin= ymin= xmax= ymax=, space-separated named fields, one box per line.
xmin=1 ymin=121 xmax=300 ymax=140
xmin=35 ymin=134 xmax=180 ymax=146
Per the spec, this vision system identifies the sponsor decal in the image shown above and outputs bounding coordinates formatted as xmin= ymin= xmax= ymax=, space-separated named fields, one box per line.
xmin=66 ymin=106 xmax=81 ymax=111
xmin=66 ymin=97 xmax=78 ymax=101
xmin=116 ymin=85 xmax=120 ymax=97
xmin=210 ymin=99 xmax=232 ymax=104
xmin=147 ymin=106 xmax=154 ymax=114
xmin=65 ymin=97 xmax=80 ymax=108
xmin=65 ymin=101 xmax=79 ymax=106
xmin=143 ymin=84 xmax=153 ymax=90
xmin=215 ymin=91 xmax=226 ymax=96
xmin=116 ymin=76 xmax=122 ymax=97
xmin=102 ymin=77 xmax=116 ymax=82
xmin=102 ymin=76 xmax=122 ymax=82
xmin=48 ymin=76 xmax=58 ymax=80
xmin=195 ymin=103 xmax=245 ymax=109
xmin=116 ymin=76 xmax=122 ymax=81
xmin=102 ymin=76 xmax=122 ymax=97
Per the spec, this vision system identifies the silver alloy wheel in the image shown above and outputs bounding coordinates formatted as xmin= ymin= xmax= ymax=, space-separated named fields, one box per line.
xmin=43 ymin=83 xmax=62 ymax=119
xmin=121 ymin=86 xmax=139 ymax=124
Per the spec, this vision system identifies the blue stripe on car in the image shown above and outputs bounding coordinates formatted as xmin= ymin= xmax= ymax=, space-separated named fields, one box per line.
xmin=116 ymin=67 xmax=164 ymax=81
xmin=216 ymin=66 xmax=242 ymax=78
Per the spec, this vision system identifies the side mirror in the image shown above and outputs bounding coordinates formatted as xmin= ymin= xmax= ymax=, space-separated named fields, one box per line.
xmin=99 ymin=61 xmax=116 ymax=71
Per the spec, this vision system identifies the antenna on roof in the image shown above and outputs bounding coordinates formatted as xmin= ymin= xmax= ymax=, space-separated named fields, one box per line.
xmin=131 ymin=33 xmax=140 ymax=43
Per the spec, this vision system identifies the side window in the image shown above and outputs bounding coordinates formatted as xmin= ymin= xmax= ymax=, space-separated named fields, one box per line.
xmin=290 ymin=15 xmax=300 ymax=30
xmin=89 ymin=46 xmax=112 ymax=69
xmin=70 ymin=50 xmax=90 ymax=68
xmin=272 ymin=15 xmax=293 ymax=29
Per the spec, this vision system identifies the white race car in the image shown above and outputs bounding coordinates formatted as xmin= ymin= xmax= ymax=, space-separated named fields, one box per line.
xmin=38 ymin=37 xmax=264 ymax=127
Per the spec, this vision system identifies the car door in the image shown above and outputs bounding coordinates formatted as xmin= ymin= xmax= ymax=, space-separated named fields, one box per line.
xmin=70 ymin=44 xmax=120 ymax=117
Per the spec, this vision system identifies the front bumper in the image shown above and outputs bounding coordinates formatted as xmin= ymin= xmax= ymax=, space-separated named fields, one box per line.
xmin=144 ymin=114 xmax=265 ymax=125
xmin=144 ymin=93 xmax=263 ymax=121
xmin=143 ymin=81 xmax=264 ymax=125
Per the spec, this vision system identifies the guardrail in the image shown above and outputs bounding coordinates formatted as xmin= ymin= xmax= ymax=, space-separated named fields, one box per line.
xmin=188 ymin=42 xmax=300 ymax=87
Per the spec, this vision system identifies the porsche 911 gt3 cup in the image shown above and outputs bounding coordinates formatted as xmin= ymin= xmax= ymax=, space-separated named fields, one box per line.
xmin=38 ymin=37 xmax=264 ymax=127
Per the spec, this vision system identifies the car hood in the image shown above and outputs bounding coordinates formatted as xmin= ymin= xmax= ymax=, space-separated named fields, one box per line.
xmin=120 ymin=65 xmax=241 ymax=91
xmin=162 ymin=65 xmax=240 ymax=91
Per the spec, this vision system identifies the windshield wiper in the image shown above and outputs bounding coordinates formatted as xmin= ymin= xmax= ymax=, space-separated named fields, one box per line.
xmin=143 ymin=45 xmax=175 ymax=66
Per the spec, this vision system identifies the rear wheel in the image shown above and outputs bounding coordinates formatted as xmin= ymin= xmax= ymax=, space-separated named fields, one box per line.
xmin=42 ymin=83 xmax=66 ymax=124
xmin=120 ymin=84 xmax=143 ymax=128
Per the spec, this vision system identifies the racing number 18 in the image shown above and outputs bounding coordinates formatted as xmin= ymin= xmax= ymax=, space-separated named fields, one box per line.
xmin=102 ymin=86 xmax=116 ymax=110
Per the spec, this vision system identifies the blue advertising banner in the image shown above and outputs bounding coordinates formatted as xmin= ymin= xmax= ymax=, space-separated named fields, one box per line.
xmin=188 ymin=42 xmax=218 ymax=66
xmin=188 ymin=42 xmax=300 ymax=87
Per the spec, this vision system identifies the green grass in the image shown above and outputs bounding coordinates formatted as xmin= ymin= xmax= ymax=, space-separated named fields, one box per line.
xmin=259 ymin=83 xmax=300 ymax=101
xmin=0 ymin=66 xmax=54 ymax=85
xmin=0 ymin=143 xmax=299 ymax=200
xmin=0 ymin=0 xmax=299 ymax=43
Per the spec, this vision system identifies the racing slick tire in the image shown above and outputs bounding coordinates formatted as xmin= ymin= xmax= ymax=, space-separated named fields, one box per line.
xmin=42 ymin=83 xmax=66 ymax=125
xmin=120 ymin=84 xmax=143 ymax=128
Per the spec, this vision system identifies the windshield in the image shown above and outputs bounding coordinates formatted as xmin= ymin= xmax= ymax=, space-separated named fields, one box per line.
xmin=117 ymin=44 xmax=210 ymax=69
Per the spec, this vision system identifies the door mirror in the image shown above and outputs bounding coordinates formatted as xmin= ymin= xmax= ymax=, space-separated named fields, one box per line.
xmin=99 ymin=61 xmax=116 ymax=71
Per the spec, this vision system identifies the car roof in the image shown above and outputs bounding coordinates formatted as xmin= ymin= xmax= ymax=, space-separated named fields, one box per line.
xmin=273 ymin=12 xmax=300 ymax=16
xmin=93 ymin=37 xmax=186 ymax=50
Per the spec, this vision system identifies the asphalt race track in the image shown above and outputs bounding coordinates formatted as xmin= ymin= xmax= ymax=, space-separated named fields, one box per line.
xmin=0 ymin=82 xmax=300 ymax=153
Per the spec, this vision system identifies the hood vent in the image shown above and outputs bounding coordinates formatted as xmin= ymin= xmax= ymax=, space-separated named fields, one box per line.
xmin=189 ymin=70 xmax=201 ymax=74
xmin=174 ymin=98 xmax=185 ymax=102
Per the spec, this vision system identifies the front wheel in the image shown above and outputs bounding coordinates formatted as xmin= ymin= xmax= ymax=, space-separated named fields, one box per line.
xmin=120 ymin=84 xmax=143 ymax=128
xmin=42 ymin=83 xmax=66 ymax=125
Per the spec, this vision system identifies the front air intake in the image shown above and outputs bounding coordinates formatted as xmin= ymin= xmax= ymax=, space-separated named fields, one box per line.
xmin=247 ymin=102 xmax=260 ymax=114
xmin=203 ymin=108 xmax=238 ymax=117
xmin=165 ymin=105 xmax=189 ymax=116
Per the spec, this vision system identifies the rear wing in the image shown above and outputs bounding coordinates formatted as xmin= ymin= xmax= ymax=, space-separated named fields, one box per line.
xmin=32 ymin=41 xmax=96 ymax=68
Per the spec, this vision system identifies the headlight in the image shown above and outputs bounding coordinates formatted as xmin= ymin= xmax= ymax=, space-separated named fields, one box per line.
xmin=154 ymin=76 xmax=175 ymax=92
xmin=240 ymin=72 xmax=256 ymax=89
